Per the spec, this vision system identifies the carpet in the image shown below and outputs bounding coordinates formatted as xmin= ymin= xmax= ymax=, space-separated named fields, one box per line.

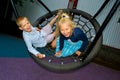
xmin=0 ymin=58 xmax=120 ymax=80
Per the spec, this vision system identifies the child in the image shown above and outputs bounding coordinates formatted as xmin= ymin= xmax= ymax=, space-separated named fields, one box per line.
xmin=16 ymin=15 xmax=59 ymax=59
xmin=54 ymin=13 xmax=88 ymax=57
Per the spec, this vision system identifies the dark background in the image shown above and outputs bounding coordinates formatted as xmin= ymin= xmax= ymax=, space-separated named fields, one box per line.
xmin=0 ymin=0 xmax=22 ymax=38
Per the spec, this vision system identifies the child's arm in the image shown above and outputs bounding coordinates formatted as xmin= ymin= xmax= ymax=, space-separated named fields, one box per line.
xmin=75 ymin=28 xmax=88 ymax=52
xmin=23 ymin=36 xmax=45 ymax=58
xmin=23 ymin=34 xmax=40 ymax=56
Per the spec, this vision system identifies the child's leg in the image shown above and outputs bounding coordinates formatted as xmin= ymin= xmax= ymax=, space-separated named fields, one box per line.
xmin=51 ymin=38 xmax=57 ymax=48
xmin=41 ymin=24 xmax=53 ymax=35
xmin=49 ymin=15 xmax=59 ymax=26
xmin=45 ymin=32 xmax=55 ymax=43
xmin=41 ymin=10 xmax=62 ymax=34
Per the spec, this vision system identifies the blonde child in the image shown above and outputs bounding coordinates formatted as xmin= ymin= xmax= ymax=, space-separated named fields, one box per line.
xmin=16 ymin=15 xmax=59 ymax=59
xmin=54 ymin=13 xmax=88 ymax=57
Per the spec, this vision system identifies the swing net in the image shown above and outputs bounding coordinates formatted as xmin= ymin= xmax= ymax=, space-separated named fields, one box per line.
xmin=30 ymin=9 xmax=102 ymax=72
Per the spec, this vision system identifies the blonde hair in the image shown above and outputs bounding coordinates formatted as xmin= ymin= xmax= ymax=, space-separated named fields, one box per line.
xmin=16 ymin=16 xmax=28 ymax=27
xmin=55 ymin=13 xmax=76 ymax=38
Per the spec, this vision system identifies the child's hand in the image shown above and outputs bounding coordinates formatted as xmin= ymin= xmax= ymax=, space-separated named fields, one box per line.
xmin=37 ymin=53 xmax=45 ymax=59
xmin=75 ymin=51 xmax=81 ymax=56
xmin=54 ymin=51 xmax=62 ymax=57
xmin=36 ymin=27 xmax=41 ymax=31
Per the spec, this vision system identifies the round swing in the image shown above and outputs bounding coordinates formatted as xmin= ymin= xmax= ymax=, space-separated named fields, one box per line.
xmin=29 ymin=9 xmax=102 ymax=72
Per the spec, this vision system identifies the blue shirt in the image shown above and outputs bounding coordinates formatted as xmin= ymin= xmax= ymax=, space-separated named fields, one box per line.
xmin=23 ymin=25 xmax=48 ymax=56
xmin=59 ymin=27 xmax=88 ymax=52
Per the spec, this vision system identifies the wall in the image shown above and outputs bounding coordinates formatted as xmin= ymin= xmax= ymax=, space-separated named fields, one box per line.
xmin=13 ymin=0 xmax=120 ymax=49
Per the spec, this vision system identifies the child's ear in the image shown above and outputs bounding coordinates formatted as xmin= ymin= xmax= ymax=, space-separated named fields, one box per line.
xmin=19 ymin=27 xmax=23 ymax=30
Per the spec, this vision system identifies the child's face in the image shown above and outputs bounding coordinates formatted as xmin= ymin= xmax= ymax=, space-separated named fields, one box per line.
xmin=19 ymin=18 xmax=32 ymax=32
xmin=59 ymin=22 xmax=72 ymax=37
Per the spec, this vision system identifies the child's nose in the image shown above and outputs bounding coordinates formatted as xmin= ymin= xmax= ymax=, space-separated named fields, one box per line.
xmin=64 ymin=31 xmax=67 ymax=34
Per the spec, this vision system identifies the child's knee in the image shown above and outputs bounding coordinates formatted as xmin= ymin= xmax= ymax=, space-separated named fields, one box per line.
xmin=51 ymin=39 xmax=56 ymax=48
xmin=51 ymin=42 xmax=56 ymax=48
